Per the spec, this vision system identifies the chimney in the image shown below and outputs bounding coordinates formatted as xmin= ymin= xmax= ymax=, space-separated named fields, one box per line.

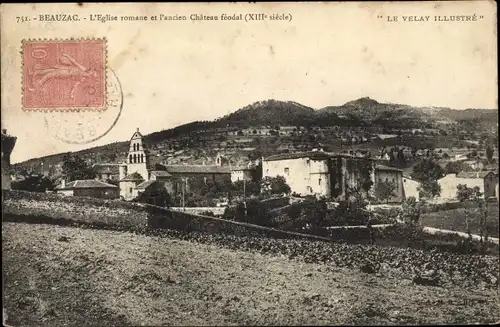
xmin=137 ymin=127 xmax=140 ymax=132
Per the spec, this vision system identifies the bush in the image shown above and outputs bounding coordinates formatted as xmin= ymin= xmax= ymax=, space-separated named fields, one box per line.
xmin=287 ymin=203 xmax=302 ymax=220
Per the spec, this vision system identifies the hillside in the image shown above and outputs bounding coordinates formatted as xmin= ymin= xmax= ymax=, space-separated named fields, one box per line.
xmin=13 ymin=97 xmax=498 ymax=173
xmin=3 ymin=222 xmax=500 ymax=326
xmin=320 ymin=97 xmax=498 ymax=131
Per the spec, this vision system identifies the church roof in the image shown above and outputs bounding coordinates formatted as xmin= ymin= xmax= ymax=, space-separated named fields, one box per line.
xmin=150 ymin=170 xmax=172 ymax=177
xmin=56 ymin=179 xmax=118 ymax=190
xmin=120 ymin=172 xmax=144 ymax=182
xmin=135 ymin=180 xmax=156 ymax=189
xmin=164 ymin=165 xmax=230 ymax=174
xmin=130 ymin=127 xmax=143 ymax=140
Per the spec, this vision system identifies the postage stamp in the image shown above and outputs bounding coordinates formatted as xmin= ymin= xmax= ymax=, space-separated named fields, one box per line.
xmin=43 ymin=67 xmax=123 ymax=144
xmin=21 ymin=38 xmax=107 ymax=111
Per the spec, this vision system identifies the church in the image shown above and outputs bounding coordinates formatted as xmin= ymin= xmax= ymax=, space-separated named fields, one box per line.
xmin=118 ymin=128 xmax=232 ymax=203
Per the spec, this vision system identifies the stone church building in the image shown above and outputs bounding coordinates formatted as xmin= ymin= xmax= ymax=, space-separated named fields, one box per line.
xmin=118 ymin=128 xmax=231 ymax=203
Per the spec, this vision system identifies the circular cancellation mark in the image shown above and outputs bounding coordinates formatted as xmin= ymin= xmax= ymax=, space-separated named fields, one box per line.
xmin=44 ymin=68 xmax=123 ymax=145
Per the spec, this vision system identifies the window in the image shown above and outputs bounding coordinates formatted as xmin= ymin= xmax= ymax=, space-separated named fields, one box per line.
xmin=129 ymin=187 xmax=132 ymax=194
xmin=284 ymin=167 xmax=290 ymax=175
xmin=129 ymin=154 xmax=133 ymax=163
xmin=141 ymin=154 xmax=144 ymax=163
xmin=133 ymin=154 xmax=137 ymax=163
xmin=319 ymin=178 xmax=322 ymax=186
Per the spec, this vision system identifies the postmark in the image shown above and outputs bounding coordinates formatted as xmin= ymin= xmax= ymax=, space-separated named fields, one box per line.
xmin=43 ymin=67 xmax=123 ymax=144
xmin=22 ymin=38 xmax=107 ymax=111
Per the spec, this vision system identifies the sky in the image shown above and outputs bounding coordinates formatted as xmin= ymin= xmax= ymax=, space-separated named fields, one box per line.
xmin=1 ymin=2 xmax=497 ymax=163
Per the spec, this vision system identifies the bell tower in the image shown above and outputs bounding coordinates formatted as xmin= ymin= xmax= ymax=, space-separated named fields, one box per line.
xmin=126 ymin=127 xmax=149 ymax=180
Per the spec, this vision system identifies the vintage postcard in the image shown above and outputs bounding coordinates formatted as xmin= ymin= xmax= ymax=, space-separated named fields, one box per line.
xmin=1 ymin=1 xmax=498 ymax=326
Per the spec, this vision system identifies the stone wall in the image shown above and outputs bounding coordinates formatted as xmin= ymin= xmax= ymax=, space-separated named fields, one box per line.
xmin=2 ymin=190 xmax=332 ymax=242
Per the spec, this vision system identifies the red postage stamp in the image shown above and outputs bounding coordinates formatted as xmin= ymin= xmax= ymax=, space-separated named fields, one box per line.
xmin=22 ymin=38 xmax=107 ymax=111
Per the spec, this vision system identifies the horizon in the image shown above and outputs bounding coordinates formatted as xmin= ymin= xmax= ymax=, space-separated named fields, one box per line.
xmin=10 ymin=95 xmax=499 ymax=164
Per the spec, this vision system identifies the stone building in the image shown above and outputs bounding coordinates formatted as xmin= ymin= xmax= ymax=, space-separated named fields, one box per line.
xmin=402 ymin=176 xmax=421 ymax=202
xmin=117 ymin=128 xmax=232 ymax=202
xmin=262 ymin=150 xmax=376 ymax=200
xmin=55 ymin=179 xmax=119 ymax=199
xmin=438 ymin=171 xmax=498 ymax=200
xmin=374 ymin=164 xmax=404 ymax=203
xmin=1 ymin=129 xmax=16 ymax=190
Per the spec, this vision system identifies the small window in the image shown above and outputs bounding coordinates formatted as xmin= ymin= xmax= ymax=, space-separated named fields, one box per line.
xmin=319 ymin=178 xmax=322 ymax=186
xmin=284 ymin=167 xmax=290 ymax=175
xmin=129 ymin=187 xmax=133 ymax=193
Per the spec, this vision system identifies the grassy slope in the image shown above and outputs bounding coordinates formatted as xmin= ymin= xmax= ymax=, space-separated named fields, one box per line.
xmin=3 ymin=222 xmax=500 ymax=326
xmin=421 ymin=203 xmax=499 ymax=237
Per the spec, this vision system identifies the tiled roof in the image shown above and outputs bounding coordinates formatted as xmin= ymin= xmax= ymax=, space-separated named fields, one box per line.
xmin=264 ymin=151 xmax=374 ymax=162
xmin=231 ymin=166 xmax=255 ymax=171
xmin=56 ymin=179 xmax=118 ymax=190
xmin=456 ymin=171 xmax=494 ymax=179
xmin=164 ymin=165 xmax=230 ymax=174
xmin=150 ymin=170 xmax=172 ymax=177
xmin=93 ymin=164 xmax=120 ymax=174
xmin=120 ymin=172 xmax=144 ymax=181
xmin=135 ymin=180 xmax=156 ymax=189
xmin=375 ymin=164 xmax=403 ymax=172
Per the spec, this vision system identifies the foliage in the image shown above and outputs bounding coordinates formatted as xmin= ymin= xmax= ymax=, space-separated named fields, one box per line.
xmin=300 ymin=196 xmax=328 ymax=229
xmin=418 ymin=180 xmax=441 ymax=199
xmin=199 ymin=179 xmax=232 ymax=199
xmin=411 ymin=158 xmax=445 ymax=182
xmin=456 ymin=184 xmax=482 ymax=203
xmin=232 ymin=180 xmax=261 ymax=197
xmin=445 ymin=161 xmax=471 ymax=174
xmin=287 ymin=202 xmax=303 ymax=220
xmin=234 ymin=198 xmax=271 ymax=226
xmin=11 ymin=173 xmax=55 ymax=193
xmin=330 ymin=192 xmax=369 ymax=226
xmin=133 ymin=187 xmax=172 ymax=208
xmin=260 ymin=176 xmax=291 ymax=196
xmin=375 ymin=180 xmax=396 ymax=204
xmin=399 ymin=196 xmax=424 ymax=225
xmin=486 ymin=146 xmax=494 ymax=162
xmin=61 ymin=153 xmax=95 ymax=181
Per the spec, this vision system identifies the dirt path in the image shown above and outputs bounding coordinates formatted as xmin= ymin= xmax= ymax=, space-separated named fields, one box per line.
xmin=3 ymin=222 xmax=500 ymax=326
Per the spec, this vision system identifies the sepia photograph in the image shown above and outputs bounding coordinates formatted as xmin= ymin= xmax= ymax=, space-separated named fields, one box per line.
xmin=1 ymin=1 xmax=499 ymax=326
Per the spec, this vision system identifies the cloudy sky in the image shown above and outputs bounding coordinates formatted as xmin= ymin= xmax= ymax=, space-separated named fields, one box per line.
xmin=1 ymin=2 xmax=497 ymax=163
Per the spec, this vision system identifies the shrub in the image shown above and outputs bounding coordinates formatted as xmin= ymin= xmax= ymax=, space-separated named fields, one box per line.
xmin=287 ymin=203 xmax=302 ymax=220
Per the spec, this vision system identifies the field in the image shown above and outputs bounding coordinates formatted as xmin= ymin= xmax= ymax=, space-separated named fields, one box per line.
xmin=420 ymin=203 xmax=499 ymax=237
xmin=3 ymin=222 xmax=500 ymax=326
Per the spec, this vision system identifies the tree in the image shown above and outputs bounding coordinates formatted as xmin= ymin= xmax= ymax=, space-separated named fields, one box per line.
xmin=411 ymin=158 xmax=445 ymax=182
xmin=399 ymin=196 xmax=423 ymax=225
xmin=456 ymin=184 xmax=482 ymax=202
xmin=260 ymin=176 xmax=291 ymax=196
xmin=486 ymin=146 xmax=494 ymax=162
xmin=418 ymin=180 xmax=441 ymax=199
xmin=301 ymin=196 xmax=328 ymax=229
xmin=445 ymin=161 xmax=470 ymax=174
xmin=375 ymin=180 xmax=396 ymax=204
xmin=233 ymin=180 xmax=260 ymax=196
xmin=61 ymin=153 xmax=94 ymax=181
